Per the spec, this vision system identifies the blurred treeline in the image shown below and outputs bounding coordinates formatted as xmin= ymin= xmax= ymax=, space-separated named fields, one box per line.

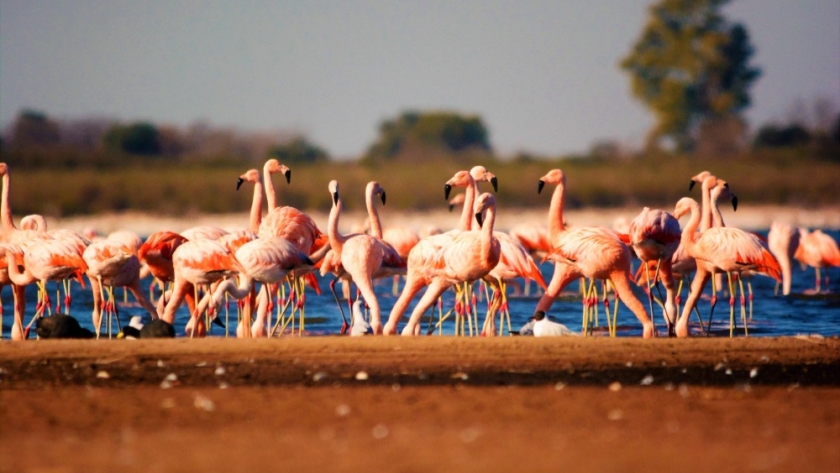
xmin=1 ymin=108 xmax=838 ymax=218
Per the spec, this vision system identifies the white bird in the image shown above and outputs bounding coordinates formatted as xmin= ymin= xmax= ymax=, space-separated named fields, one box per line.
xmin=349 ymin=299 xmax=373 ymax=336
xmin=533 ymin=310 xmax=577 ymax=337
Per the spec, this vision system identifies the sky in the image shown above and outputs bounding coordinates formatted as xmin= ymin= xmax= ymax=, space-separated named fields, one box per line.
xmin=1 ymin=0 xmax=838 ymax=159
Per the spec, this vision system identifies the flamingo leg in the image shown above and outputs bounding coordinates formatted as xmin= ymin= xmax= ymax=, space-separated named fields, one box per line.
xmin=727 ymin=272 xmax=736 ymax=338
xmin=705 ymin=272 xmax=719 ymax=336
xmin=738 ymin=276 xmax=748 ymax=336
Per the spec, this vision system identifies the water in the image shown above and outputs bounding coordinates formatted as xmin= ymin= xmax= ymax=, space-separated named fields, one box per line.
xmin=2 ymin=229 xmax=839 ymax=339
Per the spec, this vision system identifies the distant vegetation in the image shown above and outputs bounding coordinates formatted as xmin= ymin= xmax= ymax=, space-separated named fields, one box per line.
xmin=2 ymin=0 xmax=838 ymax=218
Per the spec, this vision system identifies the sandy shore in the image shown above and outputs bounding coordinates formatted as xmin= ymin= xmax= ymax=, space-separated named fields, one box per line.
xmin=2 ymin=336 xmax=838 ymax=472
xmin=43 ymin=205 xmax=840 ymax=237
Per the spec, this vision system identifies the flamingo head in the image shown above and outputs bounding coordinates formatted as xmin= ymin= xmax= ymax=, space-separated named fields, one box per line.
xmin=237 ymin=169 xmax=260 ymax=190
xmin=469 ymin=166 xmax=498 ymax=192
xmin=538 ymin=169 xmax=565 ymax=193
xmin=367 ymin=181 xmax=386 ymax=205
xmin=264 ymin=159 xmax=291 ymax=184
xmin=328 ymin=180 xmax=340 ymax=205
xmin=689 ymin=170 xmax=714 ymax=191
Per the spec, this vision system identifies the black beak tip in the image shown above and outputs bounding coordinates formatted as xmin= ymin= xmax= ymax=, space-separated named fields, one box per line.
xmin=332 ymin=192 xmax=339 ymax=205
xmin=490 ymin=176 xmax=498 ymax=192
xmin=448 ymin=204 xmax=455 ymax=212
xmin=236 ymin=178 xmax=244 ymax=190
xmin=475 ymin=212 xmax=484 ymax=227
xmin=538 ymin=180 xmax=545 ymax=194
xmin=285 ymin=169 xmax=291 ymax=184
xmin=732 ymin=196 xmax=738 ymax=212
xmin=444 ymin=184 xmax=452 ymax=200
xmin=689 ymin=181 xmax=696 ymax=191
xmin=380 ymin=191 xmax=386 ymax=206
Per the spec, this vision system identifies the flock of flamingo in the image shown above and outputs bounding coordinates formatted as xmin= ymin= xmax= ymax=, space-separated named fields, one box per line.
xmin=0 ymin=160 xmax=838 ymax=341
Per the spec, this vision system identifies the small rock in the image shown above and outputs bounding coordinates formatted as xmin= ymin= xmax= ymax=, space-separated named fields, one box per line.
xmin=640 ymin=375 xmax=654 ymax=386
xmin=787 ymin=383 xmax=800 ymax=392
xmin=160 ymin=380 xmax=173 ymax=389
xmin=157 ymin=360 xmax=166 ymax=368
xmin=678 ymin=384 xmax=690 ymax=398
xmin=335 ymin=404 xmax=351 ymax=417
xmin=554 ymin=382 xmax=566 ymax=391
xmin=725 ymin=368 xmax=733 ymax=375
xmin=214 ymin=366 xmax=226 ymax=376
xmin=193 ymin=394 xmax=215 ymax=412
xmin=750 ymin=368 xmax=759 ymax=378
xmin=714 ymin=362 xmax=726 ymax=371
xmin=608 ymin=381 xmax=622 ymax=392
xmin=372 ymin=424 xmax=389 ymax=439
xmin=196 ymin=361 xmax=207 ymax=367
xmin=218 ymin=382 xmax=229 ymax=389
xmin=96 ymin=371 xmax=110 ymax=379
xmin=355 ymin=371 xmax=369 ymax=381
xmin=391 ymin=383 xmax=401 ymax=392
xmin=312 ymin=371 xmax=328 ymax=382
xmin=452 ymin=372 xmax=469 ymax=381
xmin=164 ymin=373 xmax=178 ymax=382
xmin=625 ymin=361 xmax=633 ymax=368
xmin=607 ymin=409 xmax=624 ymax=421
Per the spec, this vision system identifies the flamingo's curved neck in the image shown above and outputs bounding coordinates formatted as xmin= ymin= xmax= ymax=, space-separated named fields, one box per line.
xmin=700 ymin=179 xmax=714 ymax=232
xmin=249 ymin=179 xmax=264 ymax=233
xmin=1 ymin=172 xmax=16 ymax=238
xmin=6 ymin=252 xmax=34 ymax=286
xmin=709 ymin=188 xmax=726 ymax=229
xmin=327 ymin=198 xmax=348 ymax=253
xmin=680 ymin=200 xmax=702 ymax=251
xmin=459 ymin=177 xmax=478 ymax=231
xmin=480 ymin=203 xmax=497 ymax=267
xmin=548 ymin=181 xmax=566 ymax=242
xmin=366 ymin=188 xmax=383 ymax=240
xmin=199 ymin=274 xmax=253 ymax=314
xmin=263 ymin=162 xmax=278 ymax=212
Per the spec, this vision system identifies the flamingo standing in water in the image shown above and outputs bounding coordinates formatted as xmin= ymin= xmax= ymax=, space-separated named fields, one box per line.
xmin=628 ymin=207 xmax=681 ymax=335
xmin=138 ymin=231 xmax=196 ymax=314
xmin=326 ymin=180 xmax=405 ymax=334
xmin=83 ymin=239 xmax=158 ymax=337
xmin=794 ymin=228 xmax=840 ymax=293
xmin=398 ymin=192 xmax=501 ymax=336
xmin=160 ymin=239 xmax=245 ymax=336
xmin=535 ymin=169 xmax=654 ymax=338
xmin=0 ymin=163 xmax=31 ymax=339
xmin=673 ymin=188 xmax=781 ymax=338
xmin=383 ymin=166 xmax=495 ymax=336
xmin=767 ymin=221 xmax=801 ymax=296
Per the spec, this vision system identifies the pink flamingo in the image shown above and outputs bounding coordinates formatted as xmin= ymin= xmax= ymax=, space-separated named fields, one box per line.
xmin=767 ymin=222 xmax=801 ymax=296
xmin=0 ymin=163 xmax=35 ymax=338
xmin=794 ymin=228 xmax=840 ymax=293
xmin=383 ymin=166 xmax=494 ymax=336
xmin=83 ymin=239 xmax=158 ymax=337
xmin=326 ymin=180 xmax=405 ymax=334
xmin=160 ymin=239 xmax=245 ymax=337
xmin=629 ymin=206 xmax=681 ymax=335
xmin=180 ymin=226 xmax=229 ymax=241
xmin=398 ymin=192 xmax=501 ymax=336
xmin=673 ymin=189 xmax=781 ymax=337
xmin=535 ymin=169 xmax=654 ymax=338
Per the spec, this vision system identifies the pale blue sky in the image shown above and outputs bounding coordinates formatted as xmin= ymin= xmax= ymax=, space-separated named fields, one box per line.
xmin=1 ymin=0 xmax=838 ymax=158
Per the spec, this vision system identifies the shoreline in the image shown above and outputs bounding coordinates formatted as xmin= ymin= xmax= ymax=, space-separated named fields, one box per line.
xmin=38 ymin=205 xmax=840 ymax=237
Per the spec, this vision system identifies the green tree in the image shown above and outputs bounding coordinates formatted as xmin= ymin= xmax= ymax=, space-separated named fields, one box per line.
xmin=620 ymin=0 xmax=761 ymax=152
xmin=267 ymin=136 xmax=329 ymax=164
xmin=103 ymin=122 xmax=162 ymax=155
xmin=364 ymin=110 xmax=491 ymax=161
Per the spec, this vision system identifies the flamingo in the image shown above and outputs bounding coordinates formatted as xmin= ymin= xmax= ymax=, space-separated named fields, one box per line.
xmin=160 ymin=239 xmax=245 ymax=336
xmin=535 ymin=169 xmax=654 ymax=338
xmin=236 ymin=168 xmax=265 ymax=233
xmin=180 ymin=226 xmax=229 ymax=241
xmin=673 ymin=191 xmax=781 ymax=338
xmin=326 ymin=180 xmax=405 ymax=334
xmin=138 ymin=230 xmax=197 ymax=315
xmin=398 ymin=192 xmax=502 ymax=336
xmin=628 ymin=206 xmax=681 ymax=335
xmin=383 ymin=166 xmax=494 ymax=336
xmin=3 ymin=239 xmax=88 ymax=333
xmin=262 ymin=158 xmax=292 ymax=212
xmin=0 ymin=163 xmax=35 ymax=338
xmin=83 ymin=239 xmax=158 ymax=337
xmin=767 ymin=222 xmax=801 ymax=296
xmin=794 ymin=228 xmax=840 ymax=293
xmin=234 ymin=236 xmax=314 ymax=337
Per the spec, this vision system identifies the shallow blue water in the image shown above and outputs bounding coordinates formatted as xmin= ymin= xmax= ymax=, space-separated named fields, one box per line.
xmin=2 ymin=229 xmax=838 ymax=339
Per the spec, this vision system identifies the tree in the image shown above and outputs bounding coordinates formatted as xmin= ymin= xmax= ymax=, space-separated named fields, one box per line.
xmin=753 ymin=124 xmax=811 ymax=149
xmin=11 ymin=109 xmax=60 ymax=148
xmin=621 ymin=0 xmax=761 ymax=152
xmin=364 ymin=110 xmax=491 ymax=161
xmin=103 ymin=122 xmax=162 ymax=155
xmin=267 ymin=136 xmax=329 ymax=164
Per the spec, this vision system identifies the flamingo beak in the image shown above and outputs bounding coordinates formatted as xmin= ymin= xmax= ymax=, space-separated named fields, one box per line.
xmin=284 ymin=169 xmax=291 ymax=184
xmin=332 ymin=192 xmax=339 ymax=205
xmin=689 ymin=180 xmax=696 ymax=191
xmin=475 ymin=212 xmax=484 ymax=228
xmin=380 ymin=191 xmax=386 ymax=206
xmin=236 ymin=178 xmax=244 ymax=190
xmin=444 ymin=184 xmax=452 ymax=200
xmin=732 ymin=195 xmax=738 ymax=211
xmin=448 ymin=204 xmax=456 ymax=212
xmin=538 ymin=180 xmax=545 ymax=194
xmin=490 ymin=176 xmax=498 ymax=192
